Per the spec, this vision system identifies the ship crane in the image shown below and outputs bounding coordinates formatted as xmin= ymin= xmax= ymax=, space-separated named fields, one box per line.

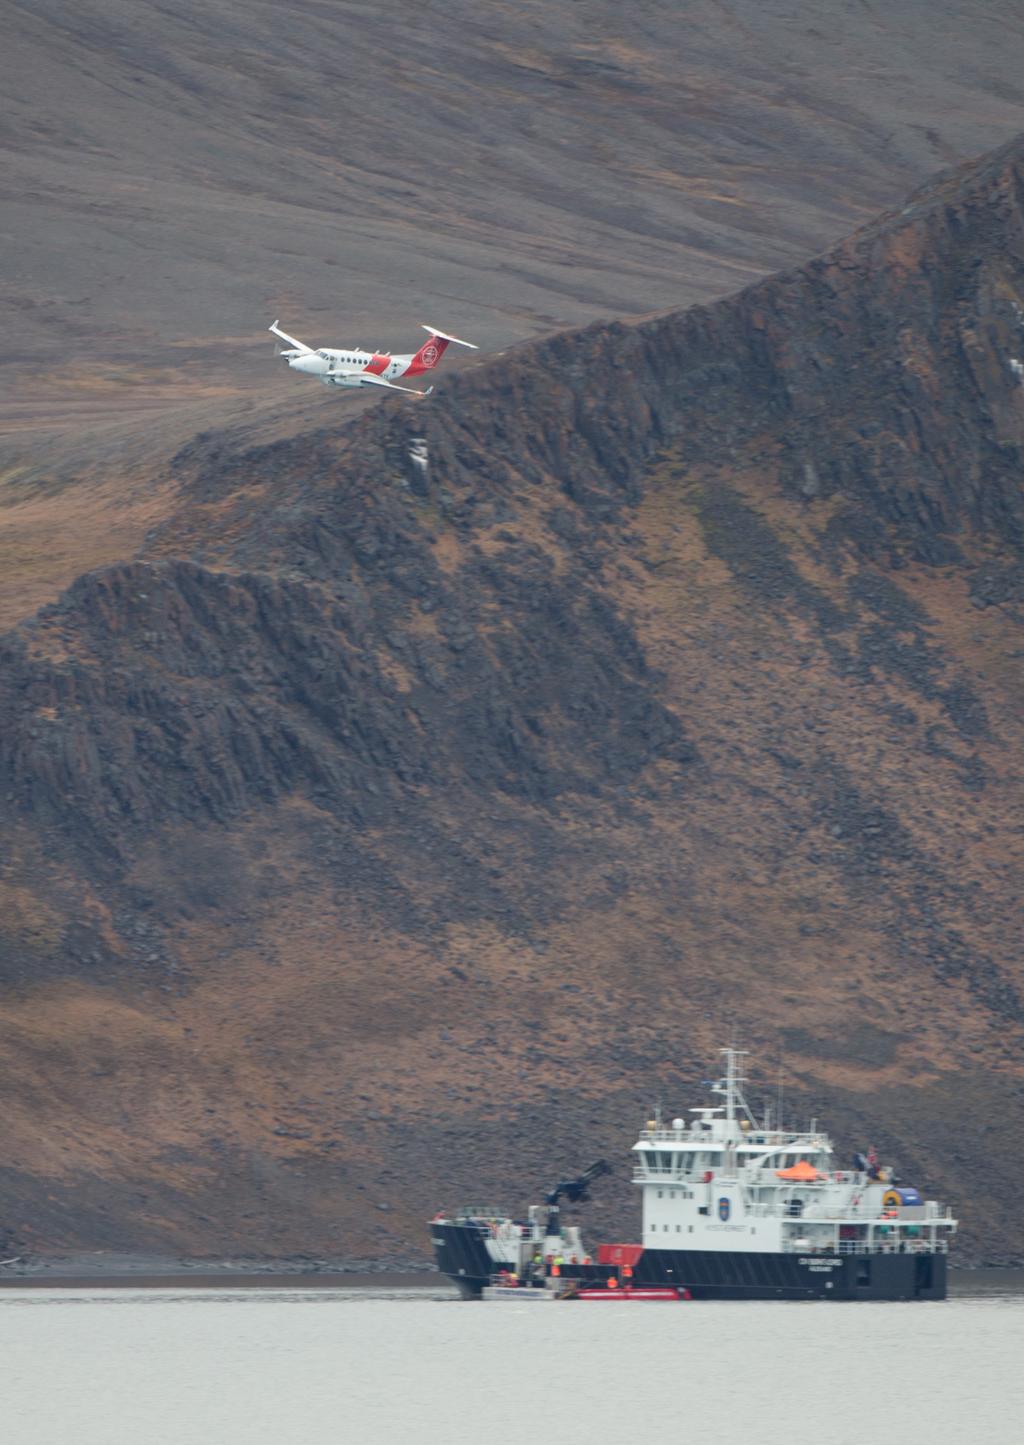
xmin=544 ymin=1159 xmax=610 ymax=1240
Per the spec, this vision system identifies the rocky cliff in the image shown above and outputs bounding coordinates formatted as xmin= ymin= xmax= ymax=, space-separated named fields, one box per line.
xmin=1 ymin=137 xmax=1022 ymax=1264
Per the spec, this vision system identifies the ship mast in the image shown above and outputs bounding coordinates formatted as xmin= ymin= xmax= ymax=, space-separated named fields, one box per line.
xmin=717 ymin=1046 xmax=753 ymax=1136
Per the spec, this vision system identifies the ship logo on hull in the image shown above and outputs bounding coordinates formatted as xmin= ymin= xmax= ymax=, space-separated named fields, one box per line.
xmin=718 ymin=1197 xmax=731 ymax=1222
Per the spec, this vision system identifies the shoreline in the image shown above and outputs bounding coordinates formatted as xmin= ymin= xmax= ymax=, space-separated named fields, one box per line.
xmin=0 ymin=1255 xmax=439 ymax=1290
xmin=0 ymin=1271 xmax=443 ymax=1291
xmin=0 ymin=1277 xmax=444 ymax=1300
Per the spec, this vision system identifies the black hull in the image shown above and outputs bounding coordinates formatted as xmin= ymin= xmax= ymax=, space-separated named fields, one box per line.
xmin=631 ymin=1247 xmax=946 ymax=1301
xmin=432 ymin=1225 xmax=947 ymax=1300
xmin=430 ymin=1221 xmax=495 ymax=1299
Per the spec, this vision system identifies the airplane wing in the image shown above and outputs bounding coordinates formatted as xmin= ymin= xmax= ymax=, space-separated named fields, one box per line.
xmin=358 ymin=373 xmax=432 ymax=397
xmin=268 ymin=320 xmax=314 ymax=354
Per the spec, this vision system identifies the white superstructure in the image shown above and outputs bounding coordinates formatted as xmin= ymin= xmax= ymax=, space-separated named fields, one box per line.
xmin=634 ymin=1049 xmax=956 ymax=1258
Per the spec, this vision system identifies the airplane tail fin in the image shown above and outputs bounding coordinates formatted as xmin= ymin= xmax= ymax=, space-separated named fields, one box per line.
xmin=406 ymin=325 xmax=478 ymax=375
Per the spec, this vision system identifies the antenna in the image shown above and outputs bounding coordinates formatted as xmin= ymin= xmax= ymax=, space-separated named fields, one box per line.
xmin=776 ymin=1049 xmax=785 ymax=1135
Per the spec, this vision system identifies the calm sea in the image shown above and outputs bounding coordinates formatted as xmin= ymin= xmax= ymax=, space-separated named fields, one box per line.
xmin=3 ymin=1275 xmax=1022 ymax=1445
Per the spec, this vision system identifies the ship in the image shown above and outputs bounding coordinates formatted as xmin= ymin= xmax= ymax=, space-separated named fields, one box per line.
xmin=430 ymin=1048 xmax=957 ymax=1300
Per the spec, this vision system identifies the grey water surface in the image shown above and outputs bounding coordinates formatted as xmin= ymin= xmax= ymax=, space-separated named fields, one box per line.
xmin=3 ymin=1276 xmax=1022 ymax=1445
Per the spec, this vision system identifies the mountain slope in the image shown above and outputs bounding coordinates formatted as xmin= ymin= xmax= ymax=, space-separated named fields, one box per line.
xmin=1 ymin=136 xmax=1023 ymax=1264
xmin=4 ymin=0 xmax=1024 ymax=402
xmin=5 ymin=0 xmax=1024 ymax=640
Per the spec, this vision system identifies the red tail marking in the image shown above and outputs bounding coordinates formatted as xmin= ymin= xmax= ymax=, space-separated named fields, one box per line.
xmin=406 ymin=334 xmax=451 ymax=376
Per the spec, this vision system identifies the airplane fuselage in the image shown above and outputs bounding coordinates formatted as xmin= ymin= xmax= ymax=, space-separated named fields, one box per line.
xmin=287 ymin=347 xmax=418 ymax=387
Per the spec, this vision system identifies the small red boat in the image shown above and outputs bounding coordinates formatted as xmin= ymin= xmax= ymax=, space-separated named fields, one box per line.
xmin=570 ymin=1285 xmax=684 ymax=1301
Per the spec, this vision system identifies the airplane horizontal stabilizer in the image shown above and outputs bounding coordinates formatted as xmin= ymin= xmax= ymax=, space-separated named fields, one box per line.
xmin=421 ymin=325 xmax=478 ymax=350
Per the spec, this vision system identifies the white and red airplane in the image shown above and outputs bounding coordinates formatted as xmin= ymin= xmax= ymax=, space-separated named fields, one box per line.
xmin=269 ymin=320 xmax=477 ymax=396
